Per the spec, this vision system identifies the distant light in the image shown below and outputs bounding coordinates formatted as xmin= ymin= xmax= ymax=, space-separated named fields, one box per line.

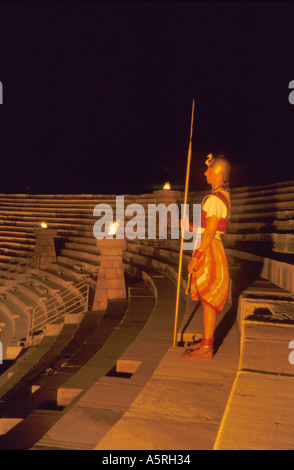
xmin=163 ymin=182 xmax=171 ymax=190
xmin=41 ymin=221 xmax=48 ymax=229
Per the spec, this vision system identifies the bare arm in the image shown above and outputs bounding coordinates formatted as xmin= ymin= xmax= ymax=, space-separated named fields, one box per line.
xmin=188 ymin=215 xmax=219 ymax=273
xmin=198 ymin=215 xmax=219 ymax=252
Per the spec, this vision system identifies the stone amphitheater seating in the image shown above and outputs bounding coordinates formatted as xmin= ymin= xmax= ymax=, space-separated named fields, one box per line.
xmin=0 ymin=180 xmax=293 ymax=449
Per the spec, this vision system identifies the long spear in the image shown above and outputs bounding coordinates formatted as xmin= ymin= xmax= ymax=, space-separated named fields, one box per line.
xmin=172 ymin=98 xmax=195 ymax=347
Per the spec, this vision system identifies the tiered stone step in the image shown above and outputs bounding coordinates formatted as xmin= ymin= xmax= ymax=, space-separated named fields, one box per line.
xmin=0 ymin=183 xmax=292 ymax=449
xmin=31 ymin=264 xmax=183 ymax=450
xmin=0 ymin=323 xmax=77 ymax=405
xmin=0 ymin=193 xmax=155 ymax=269
xmin=0 ymin=287 xmax=38 ymax=357
xmin=0 ymin=271 xmax=155 ymax=449
xmin=0 ymin=321 xmax=83 ymax=438
xmin=0 ymin=265 xmax=90 ymax=358
xmin=214 ymin=277 xmax=294 ymax=450
xmin=1 ymin=184 xmax=292 ymax=297
xmin=188 ymin=180 xmax=294 ymax=257
xmin=0 ymin=185 xmax=291 ymax=355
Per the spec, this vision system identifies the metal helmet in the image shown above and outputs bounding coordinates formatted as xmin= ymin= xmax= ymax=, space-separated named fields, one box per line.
xmin=205 ymin=153 xmax=231 ymax=183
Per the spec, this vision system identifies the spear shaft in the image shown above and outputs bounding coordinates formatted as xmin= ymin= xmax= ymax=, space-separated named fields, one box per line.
xmin=172 ymin=99 xmax=195 ymax=347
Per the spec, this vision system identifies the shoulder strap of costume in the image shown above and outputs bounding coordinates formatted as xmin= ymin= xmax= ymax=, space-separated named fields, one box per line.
xmin=201 ymin=194 xmax=210 ymax=208
xmin=210 ymin=191 xmax=231 ymax=218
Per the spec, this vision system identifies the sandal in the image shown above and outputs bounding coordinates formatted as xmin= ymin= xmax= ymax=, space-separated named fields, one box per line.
xmin=184 ymin=340 xmax=202 ymax=352
xmin=182 ymin=336 xmax=214 ymax=360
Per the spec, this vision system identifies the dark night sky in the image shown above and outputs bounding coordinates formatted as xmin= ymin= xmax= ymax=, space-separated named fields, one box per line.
xmin=0 ymin=1 xmax=293 ymax=194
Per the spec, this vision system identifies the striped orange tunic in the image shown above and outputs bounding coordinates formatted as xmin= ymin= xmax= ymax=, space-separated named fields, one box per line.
xmin=190 ymin=189 xmax=231 ymax=314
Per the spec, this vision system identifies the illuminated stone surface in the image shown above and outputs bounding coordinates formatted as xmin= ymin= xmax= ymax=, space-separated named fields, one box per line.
xmin=93 ymin=238 xmax=127 ymax=311
xmin=34 ymin=228 xmax=57 ymax=269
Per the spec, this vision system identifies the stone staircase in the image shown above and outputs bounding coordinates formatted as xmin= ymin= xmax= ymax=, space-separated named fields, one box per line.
xmin=0 ymin=183 xmax=292 ymax=360
xmin=0 ymin=271 xmax=156 ymax=449
xmin=0 ymin=181 xmax=293 ymax=449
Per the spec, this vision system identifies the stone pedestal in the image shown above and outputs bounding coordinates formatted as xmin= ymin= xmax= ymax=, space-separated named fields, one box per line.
xmin=152 ymin=189 xmax=182 ymax=239
xmin=34 ymin=228 xmax=57 ymax=269
xmin=93 ymin=238 xmax=127 ymax=311
xmin=153 ymin=188 xmax=182 ymax=205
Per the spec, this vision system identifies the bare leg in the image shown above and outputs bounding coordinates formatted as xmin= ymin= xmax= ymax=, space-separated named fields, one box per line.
xmin=203 ymin=303 xmax=216 ymax=339
xmin=182 ymin=302 xmax=216 ymax=359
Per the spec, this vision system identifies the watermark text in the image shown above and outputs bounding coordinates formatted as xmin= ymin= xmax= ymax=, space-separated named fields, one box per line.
xmin=288 ymin=80 xmax=294 ymax=104
xmin=93 ymin=196 xmax=201 ymax=250
xmin=289 ymin=340 xmax=294 ymax=364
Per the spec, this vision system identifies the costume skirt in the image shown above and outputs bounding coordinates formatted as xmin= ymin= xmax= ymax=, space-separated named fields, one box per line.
xmin=190 ymin=239 xmax=230 ymax=314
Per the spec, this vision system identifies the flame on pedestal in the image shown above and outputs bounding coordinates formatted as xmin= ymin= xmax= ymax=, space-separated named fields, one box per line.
xmin=163 ymin=182 xmax=171 ymax=190
xmin=41 ymin=221 xmax=48 ymax=229
xmin=107 ymin=221 xmax=120 ymax=235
